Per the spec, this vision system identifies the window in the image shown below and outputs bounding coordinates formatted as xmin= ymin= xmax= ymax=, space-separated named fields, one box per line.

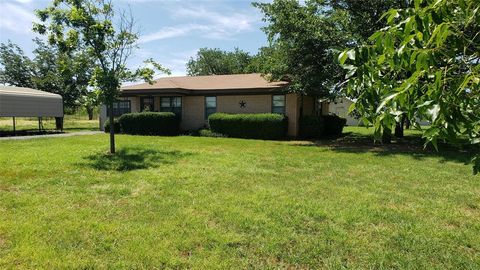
xmin=160 ymin=97 xmax=182 ymax=119
xmin=272 ymin=95 xmax=286 ymax=114
xmin=205 ymin=96 xmax=216 ymax=120
xmin=107 ymin=100 xmax=131 ymax=117
xmin=140 ymin=96 xmax=155 ymax=112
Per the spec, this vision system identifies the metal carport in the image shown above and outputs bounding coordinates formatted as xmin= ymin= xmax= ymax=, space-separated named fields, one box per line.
xmin=0 ymin=86 xmax=63 ymax=132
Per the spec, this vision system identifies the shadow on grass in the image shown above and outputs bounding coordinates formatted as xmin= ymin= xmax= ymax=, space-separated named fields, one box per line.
xmin=80 ymin=146 xmax=193 ymax=171
xmin=289 ymin=131 xmax=477 ymax=165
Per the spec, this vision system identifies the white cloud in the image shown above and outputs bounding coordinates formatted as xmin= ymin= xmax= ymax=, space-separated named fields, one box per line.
xmin=12 ymin=0 xmax=34 ymax=4
xmin=0 ymin=2 xmax=36 ymax=34
xmin=173 ymin=6 xmax=256 ymax=32
xmin=138 ymin=5 xmax=261 ymax=44
xmin=138 ymin=24 xmax=209 ymax=44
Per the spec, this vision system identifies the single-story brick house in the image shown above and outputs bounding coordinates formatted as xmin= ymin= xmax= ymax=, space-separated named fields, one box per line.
xmin=99 ymin=73 xmax=329 ymax=137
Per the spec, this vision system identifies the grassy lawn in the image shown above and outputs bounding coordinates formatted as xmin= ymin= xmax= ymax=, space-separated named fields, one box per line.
xmin=0 ymin=132 xmax=479 ymax=269
xmin=0 ymin=114 xmax=99 ymax=133
xmin=344 ymin=125 xmax=424 ymax=137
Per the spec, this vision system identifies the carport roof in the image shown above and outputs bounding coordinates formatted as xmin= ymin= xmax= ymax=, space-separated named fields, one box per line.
xmin=0 ymin=86 xmax=63 ymax=117
xmin=0 ymin=86 xmax=62 ymax=98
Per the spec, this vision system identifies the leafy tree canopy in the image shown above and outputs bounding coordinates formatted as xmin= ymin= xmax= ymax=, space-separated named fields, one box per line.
xmin=253 ymin=0 xmax=355 ymax=97
xmin=331 ymin=0 xmax=410 ymax=42
xmin=253 ymin=0 xmax=408 ymax=98
xmin=340 ymin=0 xmax=479 ymax=173
xmin=0 ymin=42 xmax=35 ymax=88
xmin=187 ymin=48 xmax=254 ymax=76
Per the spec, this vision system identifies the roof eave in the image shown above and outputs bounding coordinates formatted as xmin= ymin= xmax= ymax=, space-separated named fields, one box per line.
xmin=120 ymin=87 xmax=288 ymax=96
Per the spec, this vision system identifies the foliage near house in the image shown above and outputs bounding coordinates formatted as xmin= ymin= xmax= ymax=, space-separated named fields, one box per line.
xmin=209 ymin=113 xmax=287 ymax=139
xmin=299 ymin=116 xmax=325 ymax=139
xmin=298 ymin=115 xmax=347 ymax=139
xmin=0 ymin=133 xmax=478 ymax=268
xmin=340 ymin=0 xmax=480 ymax=173
xmin=104 ymin=118 xmax=121 ymax=134
xmin=323 ymin=115 xmax=347 ymax=137
xmin=118 ymin=112 xmax=179 ymax=136
xmin=252 ymin=0 xmax=407 ymax=97
xmin=186 ymin=48 xmax=255 ymax=76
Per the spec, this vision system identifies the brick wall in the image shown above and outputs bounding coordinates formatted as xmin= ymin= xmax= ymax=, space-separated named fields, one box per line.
xmin=216 ymin=95 xmax=272 ymax=114
xmin=182 ymin=96 xmax=205 ymax=130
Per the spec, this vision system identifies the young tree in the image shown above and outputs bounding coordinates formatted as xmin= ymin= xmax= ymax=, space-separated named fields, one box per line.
xmin=340 ymin=0 xmax=480 ymax=173
xmin=79 ymin=90 xmax=100 ymax=120
xmin=34 ymin=0 xmax=169 ymax=153
xmin=186 ymin=48 xmax=253 ymax=76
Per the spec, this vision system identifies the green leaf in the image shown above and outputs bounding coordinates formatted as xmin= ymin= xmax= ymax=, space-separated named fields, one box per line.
xmin=414 ymin=0 xmax=422 ymax=9
xmin=338 ymin=51 xmax=348 ymax=64
xmin=416 ymin=51 xmax=429 ymax=71
xmin=428 ymin=23 xmax=450 ymax=47
xmin=348 ymin=102 xmax=356 ymax=114
xmin=376 ymin=92 xmax=401 ymax=113
xmin=377 ymin=54 xmax=386 ymax=64
xmin=423 ymin=126 xmax=440 ymax=150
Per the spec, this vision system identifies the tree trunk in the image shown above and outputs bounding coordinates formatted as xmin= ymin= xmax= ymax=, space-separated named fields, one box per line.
xmin=382 ymin=126 xmax=392 ymax=144
xmin=395 ymin=120 xmax=404 ymax=138
xmin=55 ymin=117 xmax=63 ymax=131
xmin=87 ymin=106 xmax=94 ymax=120
xmin=395 ymin=115 xmax=407 ymax=138
xmin=109 ymin=102 xmax=115 ymax=154
xmin=299 ymin=95 xmax=304 ymax=118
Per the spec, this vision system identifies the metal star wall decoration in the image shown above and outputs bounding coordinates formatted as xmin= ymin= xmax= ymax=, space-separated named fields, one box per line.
xmin=239 ymin=100 xmax=246 ymax=108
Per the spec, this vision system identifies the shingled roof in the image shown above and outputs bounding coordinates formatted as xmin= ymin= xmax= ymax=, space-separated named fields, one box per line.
xmin=121 ymin=73 xmax=289 ymax=95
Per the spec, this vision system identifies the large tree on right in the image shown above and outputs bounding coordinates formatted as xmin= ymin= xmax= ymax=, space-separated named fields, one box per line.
xmin=340 ymin=0 xmax=480 ymax=173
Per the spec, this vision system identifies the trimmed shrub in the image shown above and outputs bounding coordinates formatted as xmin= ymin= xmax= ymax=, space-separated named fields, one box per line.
xmin=118 ymin=112 xmax=179 ymax=136
xmin=209 ymin=113 xmax=287 ymax=140
xmin=323 ymin=115 xmax=347 ymax=137
xmin=104 ymin=119 xmax=121 ymax=133
xmin=299 ymin=115 xmax=325 ymax=139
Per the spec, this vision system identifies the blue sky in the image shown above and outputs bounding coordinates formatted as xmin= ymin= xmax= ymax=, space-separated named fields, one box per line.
xmin=0 ymin=0 xmax=270 ymax=76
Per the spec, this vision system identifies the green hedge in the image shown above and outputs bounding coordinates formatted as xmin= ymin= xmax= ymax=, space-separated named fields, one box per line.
xmin=299 ymin=116 xmax=325 ymax=139
xmin=298 ymin=115 xmax=346 ymax=138
xmin=118 ymin=112 xmax=180 ymax=136
xmin=209 ymin=113 xmax=287 ymax=140
xmin=323 ymin=115 xmax=347 ymax=137
xmin=104 ymin=119 xmax=121 ymax=133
